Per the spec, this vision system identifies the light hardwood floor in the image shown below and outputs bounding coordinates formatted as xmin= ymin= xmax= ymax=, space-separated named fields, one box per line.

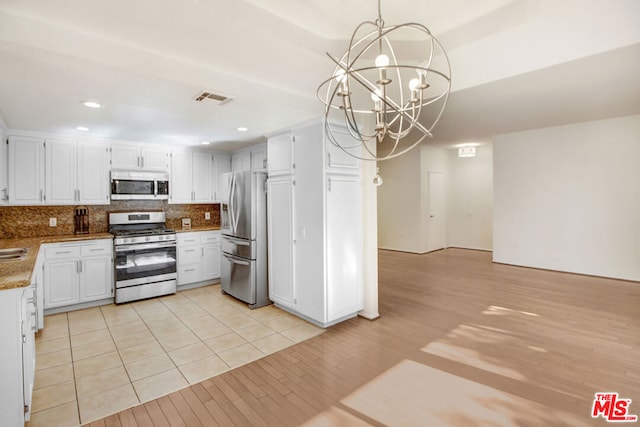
xmin=85 ymin=248 xmax=640 ymax=426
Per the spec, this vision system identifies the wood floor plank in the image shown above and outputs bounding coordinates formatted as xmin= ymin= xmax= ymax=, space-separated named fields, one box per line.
xmin=201 ymin=379 xmax=252 ymax=426
xmin=131 ymin=406 xmax=154 ymax=427
xmin=167 ymin=391 xmax=204 ymax=427
xmin=142 ymin=401 xmax=171 ymax=427
xmin=178 ymin=387 xmax=219 ymax=426
xmin=103 ymin=414 xmax=122 ymax=427
xmin=89 ymin=249 xmax=640 ymax=426
xmin=118 ymin=409 xmax=138 ymax=427
xmin=156 ymin=395 xmax=187 ymax=427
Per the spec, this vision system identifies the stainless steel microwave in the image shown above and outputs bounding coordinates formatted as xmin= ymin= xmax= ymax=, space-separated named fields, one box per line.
xmin=111 ymin=171 xmax=169 ymax=200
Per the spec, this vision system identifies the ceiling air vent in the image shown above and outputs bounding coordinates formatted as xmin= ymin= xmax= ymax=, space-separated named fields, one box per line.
xmin=194 ymin=91 xmax=232 ymax=105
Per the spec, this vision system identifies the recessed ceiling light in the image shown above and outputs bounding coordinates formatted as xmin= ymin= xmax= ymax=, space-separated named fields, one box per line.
xmin=82 ymin=101 xmax=101 ymax=109
xmin=200 ymin=141 xmax=210 ymax=145
xmin=76 ymin=126 xmax=89 ymax=131
xmin=237 ymin=127 xmax=248 ymax=132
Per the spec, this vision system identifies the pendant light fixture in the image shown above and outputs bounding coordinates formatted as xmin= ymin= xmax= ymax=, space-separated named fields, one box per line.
xmin=317 ymin=0 xmax=451 ymax=162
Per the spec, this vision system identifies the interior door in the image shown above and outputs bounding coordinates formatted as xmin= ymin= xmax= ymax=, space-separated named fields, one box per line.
xmin=426 ymin=171 xmax=447 ymax=252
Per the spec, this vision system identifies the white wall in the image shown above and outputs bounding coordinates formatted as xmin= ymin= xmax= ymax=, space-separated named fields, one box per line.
xmin=377 ymin=148 xmax=423 ymax=252
xmin=493 ymin=115 xmax=640 ymax=281
xmin=448 ymin=144 xmax=493 ymax=250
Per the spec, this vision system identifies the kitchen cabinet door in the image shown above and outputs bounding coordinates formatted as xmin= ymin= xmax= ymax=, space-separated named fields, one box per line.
xmin=192 ymin=151 xmax=212 ymax=203
xmin=201 ymin=244 xmax=220 ymax=281
xmin=8 ymin=136 xmax=45 ymax=205
xmin=141 ymin=147 xmax=169 ymax=171
xmin=80 ymin=255 xmax=113 ymax=302
xmin=0 ymin=130 xmax=7 ymax=204
xmin=326 ymin=174 xmax=363 ymax=322
xmin=231 ymin=151 xmax=251 ymax=172
xmin=110 ymin=143 xmax=140 ymax=169
xmin=78 ymin=143 xmax=110 ymax=204
xmin=267 ymin=132 xmax=294 ymax=176
xmin=325 ymin=126 xmax=361 ymax=172
xmin=170 ymin=150 xmax=193 ymax=203
xmin=45 ymin=139 xmax=77 ymax=205
xmin=212 ymin=154 xmax=230 ymax=202
xmin=251 ymin=146 xmax=266 ymax=171
xmin=21 ymin=285 xmax=36 ymax=422
xmin=44 ymin=260 xmax=80 ymax=308
xmin=267 ymin=176 xmax=295 ymax=308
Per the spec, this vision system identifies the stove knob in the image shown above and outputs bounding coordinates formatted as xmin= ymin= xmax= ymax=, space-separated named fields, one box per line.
xmin=146 ymin=237 xmax=151 ymax=241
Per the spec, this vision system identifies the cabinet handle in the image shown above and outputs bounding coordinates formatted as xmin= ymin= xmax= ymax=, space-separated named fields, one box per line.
xmin=327 ymin=152 xmax=331 ymax=166
xmin=202 ymin=248 xmax=204 ymax=257
xmin=141 ymin=157 xmax=144 ymax=168
xmin=137 ymin=156 xmax=140 ymax=167
xmin=184 ymin=268 xmax=196 ymax=272
xmin=328 ymin=177 xmax=332 ymax=192
xmin=55 ymin=251 xmax=71 ymax=255
xmin=39 ymin=189 xmax=43 ymax=202
xmin=89 ymin=248 xmax=104 ymax=252
xmin=1 ymin=188 xmax=7 ymax=201
xmin=185 ymin=249 xmax=196 ymax=253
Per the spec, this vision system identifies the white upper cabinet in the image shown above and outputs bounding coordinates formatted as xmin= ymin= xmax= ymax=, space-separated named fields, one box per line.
xmin=170 ymin=150 xmax=213 ymax=204
xmin=77 ymin=143 xmax=110 ymax=204
xmin=251 ymin=146 xmax=267 ymax=171
xmin=170 ymin=150 xmax=193 ymax=204
xmin=192 ymin=151 xmax=212 ymax=203
xmin=325 ymin=126 xmax=361 ymax=172
xmin=231 ymin=150 xmax=251 ymax=172
xmin=8 ymin=136 xmax=45 ymax=205
xmin=212 ymin=154 xmax=230 ymax=202
xmin=0 ymin=130 xmax=7 ymax=204
xmin=267 ymin=132 xmax=294 ymax=176
xmin=46 ymin=139 xmax=110 ymax=205
xmin=111 ymin=143 xmax=169 ymax=171
xmin=46 ymin=139 xmax=77 ymax=205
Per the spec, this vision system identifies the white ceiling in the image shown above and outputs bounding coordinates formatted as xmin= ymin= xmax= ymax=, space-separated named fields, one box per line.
xmin=0 ymin=0 xmax=638 ymax=150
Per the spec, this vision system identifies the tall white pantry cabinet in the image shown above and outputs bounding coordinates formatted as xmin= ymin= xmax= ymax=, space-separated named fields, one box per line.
xmin=267 ymin=119 xmax=363 ymax=327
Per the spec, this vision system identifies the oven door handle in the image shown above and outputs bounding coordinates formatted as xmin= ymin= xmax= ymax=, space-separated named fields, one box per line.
xmin=115 ymin=242 xmax=176 ymax=252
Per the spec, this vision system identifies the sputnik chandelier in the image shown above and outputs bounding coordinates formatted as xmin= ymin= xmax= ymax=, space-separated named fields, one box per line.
xmin=317 ymin=0 xmax=451 ymax=161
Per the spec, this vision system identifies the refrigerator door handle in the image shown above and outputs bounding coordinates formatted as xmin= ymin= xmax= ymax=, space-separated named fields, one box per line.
xmin=233 ymin=178 xmax=242 ymax=233
xmin=224 ymin=236 xmax=251 ymax=246
xmin=229 ymin=174 xmax=236 ymax=234
xmin=223 ymin=253 xmax=250 ymax=266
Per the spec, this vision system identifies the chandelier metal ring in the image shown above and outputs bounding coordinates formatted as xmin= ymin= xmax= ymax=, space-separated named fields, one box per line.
xmin=317 ymin=1 xmax=451 ymax=162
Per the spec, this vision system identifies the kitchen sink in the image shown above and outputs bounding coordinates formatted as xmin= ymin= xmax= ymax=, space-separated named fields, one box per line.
xmin=0 ymin=248 xmax=28 ymax=261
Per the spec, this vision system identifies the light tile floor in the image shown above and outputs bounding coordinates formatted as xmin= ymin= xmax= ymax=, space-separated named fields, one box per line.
xmin=28 ymin=284 xmax=324 ymax=427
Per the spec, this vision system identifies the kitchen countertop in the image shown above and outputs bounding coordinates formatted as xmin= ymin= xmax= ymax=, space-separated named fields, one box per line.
xmin=176 ymin=226 xmax=221 ymax=233
xmin=0 ymin=233 xmax=113 ymax=291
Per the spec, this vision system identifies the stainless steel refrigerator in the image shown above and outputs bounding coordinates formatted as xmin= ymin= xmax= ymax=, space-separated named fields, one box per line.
xmin=220 ymin=170 xmax=270 ymax=308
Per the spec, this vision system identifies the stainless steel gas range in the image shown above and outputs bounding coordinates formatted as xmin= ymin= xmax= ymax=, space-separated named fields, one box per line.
xmin=109 ymin=211 xmax=177 ymax=303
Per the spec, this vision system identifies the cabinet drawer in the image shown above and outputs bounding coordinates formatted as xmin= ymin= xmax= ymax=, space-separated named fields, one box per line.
xmin=45 ymin=246 xmax=81 ymax=260
xmin=178 ymin=265 xmax=201 ymax=284
xmin=81 ymin=242 xmax=112 ymax=257
xmin=200 ymin=232 xmax=220 ymax=245
xmin=178 ymin=246 xmax=200 ymax=265
xmin=176 ymin=234 xmax=199 ymax=245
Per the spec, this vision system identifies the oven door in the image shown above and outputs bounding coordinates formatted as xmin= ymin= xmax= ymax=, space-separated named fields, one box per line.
xmin=114 ymin=242 xmax=177 ymax=287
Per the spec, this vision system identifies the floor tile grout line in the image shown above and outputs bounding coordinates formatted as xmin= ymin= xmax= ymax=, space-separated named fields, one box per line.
xmin=31 ymin=285 xmax=323 ymax=426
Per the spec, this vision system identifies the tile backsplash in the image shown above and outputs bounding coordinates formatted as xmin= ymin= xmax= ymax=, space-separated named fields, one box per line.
xmin=0 ymin=201 xmax=220 ymax=239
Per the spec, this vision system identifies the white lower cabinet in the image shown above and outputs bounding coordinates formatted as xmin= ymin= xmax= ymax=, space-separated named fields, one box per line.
xmin=177 ymin=231 xmax=221 ymax=286
xmin=43 ymin=239 xmax=113 ymax=310
xmin=0 ymin=283 xmax=38 ymax=426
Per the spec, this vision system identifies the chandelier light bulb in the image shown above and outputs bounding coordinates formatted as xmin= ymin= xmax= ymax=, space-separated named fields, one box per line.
xmin=334 ymin=69 xmax=347 ymax=83
xmin=408 ymin=78 xmax=420 ymax=91
xmin=375 ymin=54 xmax=389 ymax=68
